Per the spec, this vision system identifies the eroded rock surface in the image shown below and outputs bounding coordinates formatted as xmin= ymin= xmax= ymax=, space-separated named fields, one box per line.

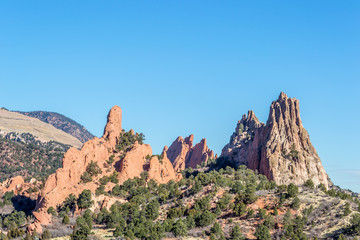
xmin=166 ymin=135 xmax=214 ymax=172
xmin=221 ymin=92 xmax=329 ymax=188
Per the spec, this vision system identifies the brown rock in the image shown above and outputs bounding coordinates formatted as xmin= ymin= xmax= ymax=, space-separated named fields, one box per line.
xmin=221 ymin=92 xmax=329 ymax=188
xmin=166 ymin=135 xmax=214 ymax=172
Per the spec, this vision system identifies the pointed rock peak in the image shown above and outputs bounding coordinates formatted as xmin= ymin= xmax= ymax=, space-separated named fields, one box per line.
xmin=199 ymin=138 xmax=206 ymax=145
xmin=278 ymin=91 xmax=288 ymax=101
xmin=166 ymin=135 xmax=214 ymax=171
xmin=163 ymin=145 xmax=168 ymax=152
xmin=239 ymin=110 xmax=263 ymax=131
xmin=184 ymin=134 xmax=194 ymax=147
xmin=248 ymin=110 xmax=256 ymax=118
xmin=161 ymin=148 xmax=169 ymax=159
xmin=103 ymin=105 xmax=122 ymax=146
xmin=275 ymin=92 xmax=299 ymax=105
xmin=176 ymin=136 xmax=184 ymax=142
xmin=268 ymin=92 xmax=302 ymax=127
xmin=242 ymin=110 xmax=259 ymax=122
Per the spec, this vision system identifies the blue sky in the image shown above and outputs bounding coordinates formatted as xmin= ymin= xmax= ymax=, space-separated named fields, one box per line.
xmin=0 ymin=1 xmax=359 ymax=192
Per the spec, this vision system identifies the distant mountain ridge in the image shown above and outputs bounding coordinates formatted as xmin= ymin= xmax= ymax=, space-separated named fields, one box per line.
xmin=19 ymin=111 xmax=94 ymax=143
xmin=0 ymin=108 xmax=82 ymax=148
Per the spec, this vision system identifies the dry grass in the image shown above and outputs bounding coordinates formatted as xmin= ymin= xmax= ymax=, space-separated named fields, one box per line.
xmin=0 ymin=109 xmax=82 ymax=148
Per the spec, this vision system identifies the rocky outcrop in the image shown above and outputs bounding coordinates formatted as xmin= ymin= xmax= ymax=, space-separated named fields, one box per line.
xmin=186 ymin=138 xmax=214 ymax=169
xmin=166 ymin=135 xmax=194 ymax=171
xmin=0 ymin=176 xmax=25 ymax=195
xmin=166 ymin=135 xmax=214 ymax=172
xmin=117 ymin=142 xmax=152 ymax=182
xmin=148 ymin=149 xmax=178 ymax=183
xmin=0 ymin=176 xmax=40 ymax=198
xmin=103 ymin=106 xmax=122 ymax=146
xmin=33 ymin=105 xmax=178 ymax=232
xmin=221 ymin=92 xmax=329 ymax=188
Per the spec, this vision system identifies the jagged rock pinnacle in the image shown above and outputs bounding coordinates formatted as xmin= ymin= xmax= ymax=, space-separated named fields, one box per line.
xmin=221 ymin=92 xmax=329 ymax=188
xmin=103 ymin=105 xmax=122 ymax=146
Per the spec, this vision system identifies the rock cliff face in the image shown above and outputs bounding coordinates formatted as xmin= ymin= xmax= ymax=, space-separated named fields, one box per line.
xmin=166 ymin=135 xmax=214 ymax=172
xmin=221 ymin=92 xmax=329 ymax=188
xmin=32 ymin=106 xmax=178 ymax=232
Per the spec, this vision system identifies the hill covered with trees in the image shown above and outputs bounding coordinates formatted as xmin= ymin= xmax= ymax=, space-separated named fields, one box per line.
xmin=1 ymin=161 xmax=359 ymax=239
xmin=0 ymin=132 xmax=70 ymax=182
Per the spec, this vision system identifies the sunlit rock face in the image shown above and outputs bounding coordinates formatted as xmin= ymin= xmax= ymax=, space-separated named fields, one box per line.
xmin=32 ymin=105 xmax=178 ymax=232
xmin=221 ymin=92 xmax=329 ymax=188
xmin=166 ymin=134 xmax=214 ymax=172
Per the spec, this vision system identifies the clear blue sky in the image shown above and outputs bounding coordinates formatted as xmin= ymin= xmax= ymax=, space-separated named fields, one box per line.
xmin=0 ymin=1 xmax=359 ymax=192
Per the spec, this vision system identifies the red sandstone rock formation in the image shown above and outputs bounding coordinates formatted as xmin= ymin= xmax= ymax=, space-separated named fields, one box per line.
xmin=186 ymin=138 xmax=214 ymax=169
xmin=117 ymin=142 xmax=152 ymax=182
xmin=166 ymin=135 xmax=214 ymax=172
xmin=148 ymin=149 xmax=178 ymax=183
xmin=221 ymin=92 xmax=330 ymax=188
xmin=32 ymin=105 xmax=178 ymax=232
xmin=0 ymin=176 xmax=39 ymax=197
xmin=166 ymin=135 xmax=194 ymax=171
xmin=0 ymin=176 xmax=25 ymax=195
xmin=103 ymin=105 xmax=122 ymax=146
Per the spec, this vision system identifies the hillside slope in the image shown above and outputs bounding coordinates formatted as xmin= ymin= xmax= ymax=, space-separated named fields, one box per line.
xmin=3 ymin=162 xmax=359 ymax=240
xmin=19 ymin=111 xmax=94 ymax=143
xmin=0 ymin=132 xmax=70 ymax=182
xmin=0 ymin=109 xmax=82 ymax=148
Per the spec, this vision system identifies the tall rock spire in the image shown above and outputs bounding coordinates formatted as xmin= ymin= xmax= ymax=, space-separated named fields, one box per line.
xmin=221 ymin=92 xmax=329 ymax=188
xmin=103 ymin=105 xmax=122 ymax=146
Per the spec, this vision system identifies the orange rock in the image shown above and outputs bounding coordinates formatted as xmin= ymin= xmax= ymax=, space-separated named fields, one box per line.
xmin=185 ymin=138 xmax=214 ymax=169
xmin=148 ymin=149 xmax=178 ymax=184
xmin=117 ymin=142 xmax=152 ymax=183
xmin=167 ymin=135 xmax=193 ymax=171
xmin=32 ymin=105 xmax=178 ymax=232
xmin=166 ymin=135 xmax=214 ymax=172
xmin=102 ymin=105 xmax=122 ymax=146
xmin=0 ymin=176 xmax=25 ymax=194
